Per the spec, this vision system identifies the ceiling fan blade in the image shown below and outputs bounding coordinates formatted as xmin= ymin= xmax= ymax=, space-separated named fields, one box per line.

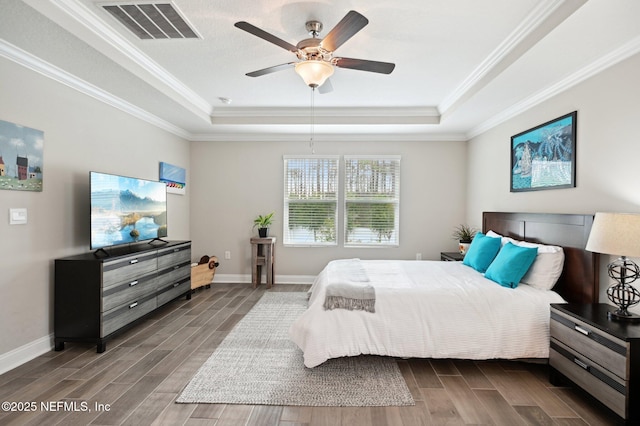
xmin=334 ymin=57 xmax=395 ymax=74
xmin=235 ymin=21 xmax=298 ymax=52
xmin=321 ymin=10 xmax=368 ymax=52
xmin=246 ymin=62 xmax=296 ymax=77
xmin=318 ymin=78 xmax=333 ymax=94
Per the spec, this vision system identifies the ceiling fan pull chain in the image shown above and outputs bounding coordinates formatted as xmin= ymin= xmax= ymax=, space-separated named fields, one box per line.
xmin=310 ymin=87 xmax=315 ymax=154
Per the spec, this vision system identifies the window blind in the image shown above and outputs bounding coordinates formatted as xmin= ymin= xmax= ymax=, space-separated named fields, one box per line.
xmin=283 ymin=156 xmax=339 ymax=245
xmin=344 ymin=155 xmax=400 ymax=246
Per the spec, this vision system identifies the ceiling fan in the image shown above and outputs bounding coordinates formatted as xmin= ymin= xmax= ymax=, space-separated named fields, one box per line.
xmin=234 ymin=10 xmax=395 ymax=93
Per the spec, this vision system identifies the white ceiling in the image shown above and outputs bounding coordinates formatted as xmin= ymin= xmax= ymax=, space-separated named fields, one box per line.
xmin=9 ymin=0 xmax=640 ymax=141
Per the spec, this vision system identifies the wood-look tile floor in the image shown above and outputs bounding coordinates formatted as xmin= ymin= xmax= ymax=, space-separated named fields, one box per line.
xmin=0 ymin=283 xmax=619 ymax=425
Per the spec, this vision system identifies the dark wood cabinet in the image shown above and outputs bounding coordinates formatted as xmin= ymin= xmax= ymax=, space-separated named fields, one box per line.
xmin=550 ymin=303 xmax=640 ymax=423
xmin=54 ymin=241 xmax=191 ymax=353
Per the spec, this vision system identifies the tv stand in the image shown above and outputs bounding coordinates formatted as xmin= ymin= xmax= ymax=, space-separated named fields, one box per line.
xmin=148 ymin=237 xmax=169 ymax=245
xmin=55 ymin=240 xmax=191 ymax=353
xmin=93 ymin=247 xmax=109 ymax=258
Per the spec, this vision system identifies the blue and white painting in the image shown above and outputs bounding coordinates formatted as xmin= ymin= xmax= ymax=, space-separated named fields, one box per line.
xmin=511 ymin=112 xmax=576 ymax=192
xmin=0 ymin=119 xmax=44 ymax=192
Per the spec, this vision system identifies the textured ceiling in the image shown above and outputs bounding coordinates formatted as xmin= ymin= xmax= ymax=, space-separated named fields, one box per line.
xmin=5 ymin=0 xmax=640 ymax=141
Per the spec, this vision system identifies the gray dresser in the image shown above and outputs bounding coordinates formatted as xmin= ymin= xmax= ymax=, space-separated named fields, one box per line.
xmin=55 ymin=240 xmax=191 ymax=352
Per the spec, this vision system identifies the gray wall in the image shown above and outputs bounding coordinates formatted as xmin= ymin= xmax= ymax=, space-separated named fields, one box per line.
xmin=0 ymin=57 xmax=190 ymax=368
xmin=467 ymin=52 xmax=640 ymax=306
xmin=189 ymin=139 xmax=468 ymax=280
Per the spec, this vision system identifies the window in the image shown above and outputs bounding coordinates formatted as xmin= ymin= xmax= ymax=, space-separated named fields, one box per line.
xmin=283 ymin=156 xmax=339 ymax=246
xmin=344 ymin=155 xmax=400 ymax=247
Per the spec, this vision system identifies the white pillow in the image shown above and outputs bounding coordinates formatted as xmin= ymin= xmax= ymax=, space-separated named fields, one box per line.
xmin=486 ymin=230 xmax=508 ymax=245
xmin=485 ymin=231 xmax=564 ymax=290
xmin=510 ymin=240 xmax=564 ymax=290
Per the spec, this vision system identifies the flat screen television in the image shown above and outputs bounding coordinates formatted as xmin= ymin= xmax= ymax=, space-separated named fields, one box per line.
xmin=90 ymin=171 xmax=167 ymax=250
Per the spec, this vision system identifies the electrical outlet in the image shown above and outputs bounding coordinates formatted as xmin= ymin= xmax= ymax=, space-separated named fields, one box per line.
xmin=224 ymin=251 xmax=231 ymax=260
xmin=416 ymin=253 xmax=422 ymax=260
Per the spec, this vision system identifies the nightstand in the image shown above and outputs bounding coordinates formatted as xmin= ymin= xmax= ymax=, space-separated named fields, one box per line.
xmin=440 ymin=252 xmax=464 ymax=262
xmin=549 ymin=303 xmax=640 ymax=423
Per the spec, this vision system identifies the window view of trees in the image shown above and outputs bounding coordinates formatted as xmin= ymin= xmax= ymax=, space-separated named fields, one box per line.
xmin=283 ymin=156 xmax=400 ymax=246
xmin=284 ymin=157 xmax=338 ymax=245
xmin=344 ymin=157 xmax=400 ymax=246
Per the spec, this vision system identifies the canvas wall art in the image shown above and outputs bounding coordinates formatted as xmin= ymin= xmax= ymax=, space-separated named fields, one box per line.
xmin=159 ymin=161 xmax=186 ymax=195
xmin=0 ymin=119 xmax=44 ymax=192
xmin=511 ymin=111 xmax=576 ymax=192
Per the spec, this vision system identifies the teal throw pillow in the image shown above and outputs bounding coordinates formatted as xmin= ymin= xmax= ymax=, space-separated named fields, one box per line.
xmin=485 ymin=242 xmax=538 ymax=288
xmin=462 ymin=232 xmax=501 ymax=273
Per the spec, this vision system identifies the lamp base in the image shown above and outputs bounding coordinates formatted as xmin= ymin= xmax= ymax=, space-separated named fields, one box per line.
xmin=607 ymin=309 xmax=640 ymax=322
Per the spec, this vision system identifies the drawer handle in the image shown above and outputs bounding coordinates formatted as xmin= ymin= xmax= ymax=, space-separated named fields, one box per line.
xmin=574 ymin=358 xmax=590 ymax=371
xmin=173 ymin=265 xmax=180 ymax=270
xmin=173 ymin=282 xmax=180 ymax=288
xmin=129 ymin=280 xmax=139 ymax=287
xmin=129 ymin=259 xmax=139 ymax=265
xmin=574 ymin=325 xmax=590 ymax=336
xmin=174 ymin=248 xmax=180 ymax=252
xmin=129 ymin=301 xmax=138 ymax=309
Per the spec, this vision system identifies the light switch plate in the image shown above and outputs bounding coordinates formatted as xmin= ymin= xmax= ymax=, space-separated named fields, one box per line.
xmin=9 ymin=208 xmax=27 ymax=225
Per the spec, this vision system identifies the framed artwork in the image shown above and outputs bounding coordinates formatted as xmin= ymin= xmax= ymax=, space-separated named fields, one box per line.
xmin=0 ymin=119 xmax=44 ymax=192
xmin=159 ymin=161 xmax=186 ymax=195
xmin=511 ymin=111 xmax=577 ymax=192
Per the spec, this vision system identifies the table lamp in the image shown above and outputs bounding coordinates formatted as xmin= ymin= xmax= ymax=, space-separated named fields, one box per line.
xmin=586 ymin=212 xmax=640 ymax=321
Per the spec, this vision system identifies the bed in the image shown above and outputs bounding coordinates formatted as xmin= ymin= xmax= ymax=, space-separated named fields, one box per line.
xmin=289 ymin=212 xmax=599 ymax=368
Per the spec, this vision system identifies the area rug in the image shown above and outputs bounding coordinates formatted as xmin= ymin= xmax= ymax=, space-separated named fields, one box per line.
xmin=176 ymin=292 xmax=414 ymax=406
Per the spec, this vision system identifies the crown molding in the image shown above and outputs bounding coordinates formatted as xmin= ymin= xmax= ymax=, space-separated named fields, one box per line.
xmin=211 ymin=106 xmax=441 ymax=126
xmin=439 ymin=0 xmax=586 ymax=118
xmin=467 ymin=35 xmax=640 ymax=139
xmin=0 ymin=39 xmax=192 ymax=140
xmin=188 ymin=132 xmax=467 ymax=143
xmin=30 ymin=0 xmax=213 ymax=122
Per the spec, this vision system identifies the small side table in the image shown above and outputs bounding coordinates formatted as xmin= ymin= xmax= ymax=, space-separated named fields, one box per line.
xmin=550 ymin=303 xmax=640 ymax=422
xmin=250 ymin=237 xmax=276 ymax=288
xmin=441 ymin=252 xmax=464 ymax=262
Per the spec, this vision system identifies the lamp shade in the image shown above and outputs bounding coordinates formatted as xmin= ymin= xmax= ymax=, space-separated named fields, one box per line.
xmin=294 ymin=60 xmax=334 ymax=88
xmin=586 ymin=212 xmax=640 ymax=257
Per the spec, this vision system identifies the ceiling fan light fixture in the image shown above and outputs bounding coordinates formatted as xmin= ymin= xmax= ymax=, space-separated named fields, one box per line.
xmin=294 ymin=60 xmax=334 ymax=88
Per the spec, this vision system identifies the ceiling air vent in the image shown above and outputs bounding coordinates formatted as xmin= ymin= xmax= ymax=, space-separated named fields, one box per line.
xmin=102 ymin=2 xmax=199 ymax=39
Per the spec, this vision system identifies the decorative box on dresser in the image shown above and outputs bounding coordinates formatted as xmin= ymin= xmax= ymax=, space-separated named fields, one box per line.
xmin=549 ymin=303 xmax=640 ymax=423
xmin=54 ymin=240 xmax=191 ymax=353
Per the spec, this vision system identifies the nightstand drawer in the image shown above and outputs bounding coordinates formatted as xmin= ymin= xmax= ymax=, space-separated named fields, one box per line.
xmin=440 ymin=252 xmax=464 ymax=262
xmin=550 ymin=340 xmax=626 ymax=418
xmin=551 ymin=309 xmax=627 ymax=379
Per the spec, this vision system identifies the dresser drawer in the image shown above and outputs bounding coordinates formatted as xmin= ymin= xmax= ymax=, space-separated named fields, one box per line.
xmin=102 ymin=273 xmax=157 ymax=312
xmin=156 ymin=261 xmax=191 ymax=288
xmin=157 ymin=243 xmax=191 ymax=270
xmin=102 ymin=293 xmax=156 ymax=337
xmin=551 ymin=309 xmax=627 ymax=379
xmin=103 ymin=252 xmax=157 ymax=290
xmin=157 ymin=277 xmax=191 ymax=306
xmin=550 ymin=339 xmax=626 ymax=418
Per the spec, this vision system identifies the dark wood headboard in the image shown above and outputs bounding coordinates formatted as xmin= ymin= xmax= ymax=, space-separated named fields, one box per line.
xmin=483 ymin=212 xmax=599 ymax=304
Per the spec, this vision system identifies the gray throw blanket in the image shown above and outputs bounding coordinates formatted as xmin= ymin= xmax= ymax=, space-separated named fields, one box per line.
xmin=323 ymin=283 xmax=376 ymax=313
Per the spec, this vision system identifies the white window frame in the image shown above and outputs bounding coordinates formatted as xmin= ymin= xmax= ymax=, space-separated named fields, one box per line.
xmin=283 ymin=155 xmax=339 ymax=246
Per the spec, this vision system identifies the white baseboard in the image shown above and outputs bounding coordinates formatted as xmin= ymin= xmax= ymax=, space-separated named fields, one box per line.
xmin=0 ymin=333 xmax=54 ymax=375
xmin=0 ymin=274 xmax=315 ymax=375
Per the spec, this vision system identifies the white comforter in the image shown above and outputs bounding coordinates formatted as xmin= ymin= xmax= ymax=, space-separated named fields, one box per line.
xmin=289 ymin=259 xmax=565 ymax=368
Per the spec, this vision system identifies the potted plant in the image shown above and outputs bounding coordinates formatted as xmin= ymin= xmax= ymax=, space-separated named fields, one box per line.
xmin=253 ymin=212 xmax=274 ymax=237
xmin=452 ymin=224 xmax=477 ymax=255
